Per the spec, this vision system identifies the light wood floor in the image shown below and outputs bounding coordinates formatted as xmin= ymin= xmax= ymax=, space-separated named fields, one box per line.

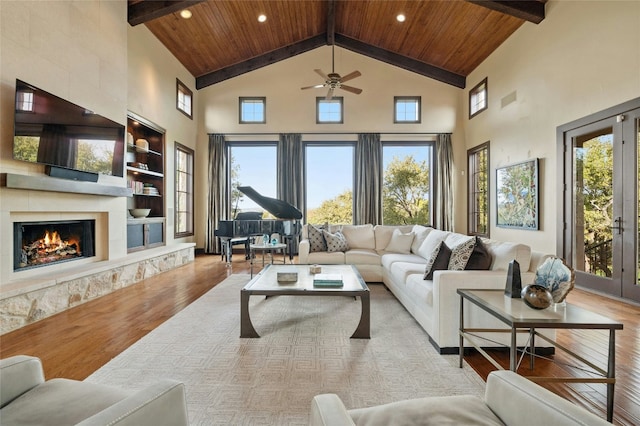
xmin=1 ymin=253 xmax=638 ymax=425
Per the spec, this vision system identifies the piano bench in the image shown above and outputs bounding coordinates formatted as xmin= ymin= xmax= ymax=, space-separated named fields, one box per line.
xmin=221 ymin=237 xmax=251 ymax=262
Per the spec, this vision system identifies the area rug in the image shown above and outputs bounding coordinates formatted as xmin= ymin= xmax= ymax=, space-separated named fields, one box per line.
xmin=86 ymin=274 xmax=485 ymax=425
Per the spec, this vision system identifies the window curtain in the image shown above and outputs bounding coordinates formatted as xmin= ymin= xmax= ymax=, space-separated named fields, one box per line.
xmin=277 ymin=133 xmax=303 ymax=253
xmin=435 ymin=133 xmax=454 ymax=231
xmin=205 ymin=134 xmax=228 ymax=254
xmin=354 ymin=133 xmax=382 ymax=225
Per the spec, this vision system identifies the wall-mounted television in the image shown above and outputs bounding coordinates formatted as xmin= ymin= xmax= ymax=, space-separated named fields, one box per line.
xmin=13 ymin=79 xmax=125 ymax=178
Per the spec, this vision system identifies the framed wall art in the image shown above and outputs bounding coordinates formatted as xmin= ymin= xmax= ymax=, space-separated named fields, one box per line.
xmin=496 ymin=158 xmax=539 ymax=230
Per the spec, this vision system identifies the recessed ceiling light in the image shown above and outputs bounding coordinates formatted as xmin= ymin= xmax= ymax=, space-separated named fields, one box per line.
xmin=180 ymin=9 xmax=192 ymax=19
xmin=396 ymin=14 xmax=406 ymax=22
xmin=258 ymin=14 xmax=267 ymax=23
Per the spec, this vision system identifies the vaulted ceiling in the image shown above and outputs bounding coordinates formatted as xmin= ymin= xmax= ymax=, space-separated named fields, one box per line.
xmin=128 ymin=0 xmax=546 ymax=90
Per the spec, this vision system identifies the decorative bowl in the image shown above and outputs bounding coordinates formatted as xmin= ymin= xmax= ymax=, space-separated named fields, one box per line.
xmin=129 ymin=208 xmax=151 ymax=218
xmin=521 ymin=284 xmax=553 ymax=310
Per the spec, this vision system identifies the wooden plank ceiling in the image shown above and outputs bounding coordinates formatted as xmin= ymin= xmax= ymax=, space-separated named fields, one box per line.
xmin=128 ymin=0 xmax=546 ymax=90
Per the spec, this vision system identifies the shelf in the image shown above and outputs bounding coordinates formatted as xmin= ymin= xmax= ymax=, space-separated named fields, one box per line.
xmin=1 ymin=173 xmax=132 ymax=197
xmin=126 ymin=166 xmax=163 ymax=178
xmin=127 ymin=143 xmax=162 ymax=156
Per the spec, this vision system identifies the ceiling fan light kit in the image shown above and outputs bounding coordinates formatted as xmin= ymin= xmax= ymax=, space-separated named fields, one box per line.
xmin=301 ymin=45 xmax=362 ymax=99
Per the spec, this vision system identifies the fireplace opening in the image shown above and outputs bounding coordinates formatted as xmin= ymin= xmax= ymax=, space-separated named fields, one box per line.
xmin=14 ymin=220 xmax=95 ymax=271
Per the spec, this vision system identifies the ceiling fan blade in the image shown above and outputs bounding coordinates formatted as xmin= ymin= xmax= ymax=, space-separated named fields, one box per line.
xmin=326 ymin=87 xmax=334 ymax=100
xmin=301 ymin=84 xmax=325 ymax=90
xmin=314 ymin=69 xmax=329 ymax=81
xmin=340 ymin=70 xmax=361 ymax=83
xmin=340 ymin=84 xmax=362 ymax=95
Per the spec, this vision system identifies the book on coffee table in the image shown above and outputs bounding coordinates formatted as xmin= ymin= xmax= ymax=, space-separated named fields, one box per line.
xmin=313 ymin=273 xmax=343 ymax=287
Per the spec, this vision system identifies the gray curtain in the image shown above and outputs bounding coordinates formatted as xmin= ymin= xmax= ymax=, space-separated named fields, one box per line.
xmin=278 ymin=133 xmax=304 ymax=253
xmin=205 ymin=134 xmax=228 ymax=254
xmin=435 ymin=133 xmax=454 ymax=231
xmin=354 ymin=133 xmax=382 ymax=225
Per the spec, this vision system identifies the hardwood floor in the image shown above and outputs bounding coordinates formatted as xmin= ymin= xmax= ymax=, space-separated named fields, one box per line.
xmin=1 ymin=253 xmax=638 ymax=425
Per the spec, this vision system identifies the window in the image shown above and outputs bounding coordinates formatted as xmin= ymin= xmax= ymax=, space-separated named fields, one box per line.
xmin=316 ymin=97 xmax=343 ymax=124
xmin=175 ymin=142 xmax=194 ymax=237
xmin=394 ymin=96 xmax=421 ymax=123
xmin=469 ymin=78 xmax=488 ymax=119
xmin=305 ymin=144 xmax=354 ymax=224
xmin=467 ymin=142 xmax=490 ymax=237
xmin=382 ymin=142 xmax=434 ymax=225
xmin=229 ymin=143 xmax=277 ymax=217
xmin=176 ymin=79 xmax=192 ymax=119
xmin=16 ymin=89 xmax=34 ymax=112
xmin=239 ymin=97 xmax=266 ymax=123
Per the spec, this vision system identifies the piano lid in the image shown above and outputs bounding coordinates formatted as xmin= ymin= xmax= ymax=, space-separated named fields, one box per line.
xmin=238 ymin=186 xmax=303 ymax=220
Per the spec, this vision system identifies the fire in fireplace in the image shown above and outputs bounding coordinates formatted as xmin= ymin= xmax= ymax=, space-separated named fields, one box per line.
xmin=14 ymin=220 xmax=95 ymax=271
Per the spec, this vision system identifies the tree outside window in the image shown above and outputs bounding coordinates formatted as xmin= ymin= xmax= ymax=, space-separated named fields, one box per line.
xmin=175 ymin=142 xmax=194 ymax=237
xmin=229 ymin=143 xmax=277 ymax=217
xmin=467 ymin=142 xmax=489 ymax=237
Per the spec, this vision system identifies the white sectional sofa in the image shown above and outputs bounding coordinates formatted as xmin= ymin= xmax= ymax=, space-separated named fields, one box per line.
xmin=299 ymin=224 xmax=553 ymax=353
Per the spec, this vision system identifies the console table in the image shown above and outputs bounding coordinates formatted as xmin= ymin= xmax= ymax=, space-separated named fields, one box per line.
xmin=457 ymin=289 xmax=623 ymax=422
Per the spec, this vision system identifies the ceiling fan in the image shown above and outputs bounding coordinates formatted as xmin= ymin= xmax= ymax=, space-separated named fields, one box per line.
xmin=301 ymin=45 xmax=362 ymax=99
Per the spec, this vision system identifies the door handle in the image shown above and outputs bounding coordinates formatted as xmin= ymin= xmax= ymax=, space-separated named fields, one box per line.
xmin=611 ymin=217 xmax=622 ymax=234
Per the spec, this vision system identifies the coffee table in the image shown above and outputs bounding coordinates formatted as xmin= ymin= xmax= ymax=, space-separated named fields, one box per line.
xmin=240 ymin=264 xmax=370 ymax=339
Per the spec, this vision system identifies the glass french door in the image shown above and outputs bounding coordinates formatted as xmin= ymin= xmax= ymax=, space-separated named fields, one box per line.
xmin=561 ymin=103 xmax=640 ymax=302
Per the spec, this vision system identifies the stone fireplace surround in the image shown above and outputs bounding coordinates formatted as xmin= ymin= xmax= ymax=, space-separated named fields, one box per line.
xmin=1 ymin=209 xmax=195 ymax=335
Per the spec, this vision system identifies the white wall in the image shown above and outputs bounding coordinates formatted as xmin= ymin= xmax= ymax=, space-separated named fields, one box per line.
xmin=195 ymin=46 xmax=466 ymax=248
xmin=127 ymin=24 xmax=198 ymax=246
xmin=463 ymin=0 xmax=640 ymax=254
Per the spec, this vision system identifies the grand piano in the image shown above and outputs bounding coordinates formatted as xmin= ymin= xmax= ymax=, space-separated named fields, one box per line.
xmin=215 ymin=186 xmax=302 ymax=263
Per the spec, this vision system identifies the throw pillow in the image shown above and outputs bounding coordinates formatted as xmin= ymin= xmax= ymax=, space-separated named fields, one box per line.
xmin=465 ymin=236 xmax=493 ymax=270
xmin=424 ymin=241 xmax=452 ymax=280
xmin=322 ymin=229 xmax=349 ymax=252
xmin=308 ymin=223 xmax=327 ymax=252
xmin=448 ymin=237 xmax=476 ymax=270
xmin=385 ymin=229 xmax=414 ymax=254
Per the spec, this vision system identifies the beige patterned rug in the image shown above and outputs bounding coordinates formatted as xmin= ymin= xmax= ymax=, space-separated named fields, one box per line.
xmin=86 ymin=274 xmax=485 ymax=425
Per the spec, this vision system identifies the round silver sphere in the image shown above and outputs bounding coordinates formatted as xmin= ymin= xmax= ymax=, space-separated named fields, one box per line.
xmin=521 ymin=284 xmax=553 ymax=310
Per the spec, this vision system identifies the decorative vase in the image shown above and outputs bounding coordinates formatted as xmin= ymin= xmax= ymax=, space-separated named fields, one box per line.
xmin=521 ymin=284 xmax=553 ymax=310
xmin=504 ymin=260 xmax=522 ymax=298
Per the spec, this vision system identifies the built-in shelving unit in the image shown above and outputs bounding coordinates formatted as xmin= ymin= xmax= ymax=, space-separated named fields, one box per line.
xmin=126 ymin=112 xmax=166 ymax=252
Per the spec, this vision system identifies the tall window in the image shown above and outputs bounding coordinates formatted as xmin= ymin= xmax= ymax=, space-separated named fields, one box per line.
xmin=239 ymin=97 xmax=266 ymax=123
xmin=394 ymin=96 xmax=421 ymax=123
xmin=305 ymin=144 xmax=354 ymax=224
xmin=467 ymin=142 xmax=490 ymax=236
xmin=175 ymin=142 xmax=194 ymax=237
xmin=229 ymin=143 xmax=277 ymax=217
xmin=382 ymin=143 xmax=434 ymax=225
xmin=316 ymin=97 xmax=343 ymax=123
xmin=469 ymin=78 xmax=488 ymax=119
xmin=176 ymin=79 xmax=192 ymax=119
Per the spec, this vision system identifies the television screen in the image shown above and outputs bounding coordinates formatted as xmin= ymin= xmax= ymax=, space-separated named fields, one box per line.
xmin=13 ymin=79 xmax=125 ymax=177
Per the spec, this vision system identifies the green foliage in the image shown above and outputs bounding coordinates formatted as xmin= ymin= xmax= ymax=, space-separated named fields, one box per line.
xmin=75 ymin=141 xmax=114 ymax=175
xmin=382 ymin=155 xmax=430 ymax=225
xmin=307 ymin=190 xmax=353 ymax=224
xmin=13 ymin=136 xmax=39 ymax=161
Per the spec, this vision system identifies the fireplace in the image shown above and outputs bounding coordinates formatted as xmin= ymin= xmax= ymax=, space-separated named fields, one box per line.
xmin=14 ymin=220 xmax=95 ymax=271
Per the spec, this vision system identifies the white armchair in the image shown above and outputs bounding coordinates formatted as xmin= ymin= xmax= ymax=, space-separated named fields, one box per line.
xmin=0 ymin=355 xmax=189 ymax=425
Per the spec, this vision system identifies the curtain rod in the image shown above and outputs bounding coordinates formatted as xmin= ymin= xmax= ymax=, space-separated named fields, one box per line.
xmin=209 ymin=132 xmax=451 ymax=136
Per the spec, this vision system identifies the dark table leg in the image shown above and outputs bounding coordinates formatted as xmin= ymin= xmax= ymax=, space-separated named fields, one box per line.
xmin=351 ymin=292 xmax=370 ymax=339
xmin=607 ymin=329 xmax=616 ymax=422
xmin=240 ymin=290 xmax=259 ymax=338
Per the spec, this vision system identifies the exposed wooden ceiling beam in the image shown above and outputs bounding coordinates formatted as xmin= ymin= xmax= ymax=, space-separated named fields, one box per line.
xmin=335 ymin=34 xmax=466 ymax=89
xmin=128 ymin=0 xmax=207 ymax=26
xmin=326 ymin=0 xmax=336 ymax=46
xmin=196 ymin=35 xmax=327 ymax=90
xmin=466 ymin=1 xmax=545 ymax=24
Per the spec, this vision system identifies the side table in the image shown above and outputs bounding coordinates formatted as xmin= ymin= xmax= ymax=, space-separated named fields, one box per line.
xmin=249 ymin=243 xmax=287 ymax=277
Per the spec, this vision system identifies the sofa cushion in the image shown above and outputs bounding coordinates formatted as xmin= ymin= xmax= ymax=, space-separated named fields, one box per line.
xmin=448 ymin=237 xmax=476 ymax=270
xmin=348 ymin=394 xmax=503 ymax=426
xmin=423 ymin=241 xmax=451 ymax=280
xmin=410 ymin=225 xmax=432 ymax=254
xmin=406 ymin=274 xmax=435 ymax=307
xmin=346 ymin=249 xmax=381 ymax=266
xmin=484 ymin=240 xmax=532 ymax=271
xmin=323 ymin=229 xmax=349 ymax=252
xmin=466 ymin=237 xmax=493 ymax=270
xmin=384 ymin=229 xmax=414 ymax=254
xmin=306 ymin=251 xmax=346 ymax=264
xmin=341 ymin=224 xmax=375 ymax=249
xmin=389 ymin=261 xmax=429 ymax=287
xmin=307 ymin=223 xmax=328 ymax=252
xmin=381 ymin=253 xmax=426 ymax=270
xmin=416 ymin=228 xmax=449 ymax=260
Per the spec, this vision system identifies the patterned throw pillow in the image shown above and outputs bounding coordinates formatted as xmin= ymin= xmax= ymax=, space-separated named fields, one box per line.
xmin=448 ymin=237 xmax=476 ymax=270
xmin=322 ymin=229 xmax=349 ymax=252
xmin=423 ymin=241 xmax=452 ymax=280
xmin=308 ymin=223 xmax=327 ymax=252
xmin=465 ymin=236 xmax=493 ymax=270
